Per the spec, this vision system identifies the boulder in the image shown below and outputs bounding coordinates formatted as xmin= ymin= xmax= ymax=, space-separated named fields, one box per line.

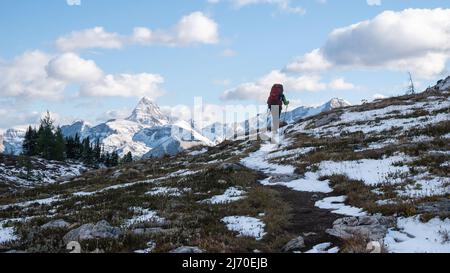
xmin=169 ymin=246 xmax=205 ymax=253
xmin=41 ymin=219 xmax=71 ymax=230
xmin=281 ymin=236 xmax=305 ymax=252
xmin=63 ymin=220 xmax=122 ymax=244
xmin=326 ymin=215 xmax=395 ymax=242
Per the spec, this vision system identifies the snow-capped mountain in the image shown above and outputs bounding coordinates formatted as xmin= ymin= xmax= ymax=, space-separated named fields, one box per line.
xmin=0 ymin=128 xmax=25 ymax=155
xmin=126 ymin=97 xmax=170 ymax=126
xmin=61 ymin=120 xmax=91 ymax=139
xmin=282 ymin=98 xmax=351 ymax=123
xmin=62 ymin=97 xmax=212 ymax=158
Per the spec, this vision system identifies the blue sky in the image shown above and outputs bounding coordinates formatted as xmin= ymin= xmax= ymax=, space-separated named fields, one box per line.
xmin=0 ymin=0 xmax=449 ymax=130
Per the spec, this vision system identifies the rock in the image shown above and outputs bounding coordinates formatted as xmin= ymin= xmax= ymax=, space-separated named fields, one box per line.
xmin=326 ymin=215 xmax=395 ymax=242
xmin=282 ymin=236 xmax=305 ymax=252
xmin=417 ymin=200 xmax=450 ymax=214
xmin=218 ymin=179 xmax=228 ymax=184
xmin=63 ymin=220 xmax=122 ymax=244
xmin=169 ymin=246 xmax=205 ymax=253
xmin=132 ymin=228 xmax=177 ymax=236
xmin=218 ymin=163 xmax=243 ymax=171
xmin=41 ymin=219 xmax=71 ymax=230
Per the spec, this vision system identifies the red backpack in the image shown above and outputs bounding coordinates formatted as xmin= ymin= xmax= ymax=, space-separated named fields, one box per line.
xmin=267 ymin=84 xmax=284 ymax=106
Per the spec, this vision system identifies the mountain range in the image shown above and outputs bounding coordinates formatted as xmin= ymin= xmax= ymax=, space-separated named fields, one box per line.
xmin=0 ymin=97 xmax=351 ymax=158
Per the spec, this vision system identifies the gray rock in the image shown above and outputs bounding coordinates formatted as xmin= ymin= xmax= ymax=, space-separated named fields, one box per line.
xmin=417 ymin=200 xmax=450 ymax=214
xmin=63 ymin=220 xmax=122 ymax=244
xmin=41 ymin=219 xmax=71 ymax=230
xmin=282 ymin=236 xmax=305 ymax=252
xmin=326 ymin=215 xmax=395 ymax=242
xmin=169 ymin=246 xmax=205 ymax=253
xmin=132 ymin=228 xmax=177 ymax=236
xmin=218 ymin=163 xmax=244 ymax=171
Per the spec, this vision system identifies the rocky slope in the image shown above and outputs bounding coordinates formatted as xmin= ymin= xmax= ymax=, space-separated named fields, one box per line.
xmin=0 ymin=78 xmax=449 ymax=253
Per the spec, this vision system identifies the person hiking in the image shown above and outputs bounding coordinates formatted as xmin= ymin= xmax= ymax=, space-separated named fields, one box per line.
xmin=267 ymin=84 xmax=289 ymax=130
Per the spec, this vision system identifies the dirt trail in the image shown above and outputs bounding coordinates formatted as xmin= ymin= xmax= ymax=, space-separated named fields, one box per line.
xmin=271 ymin=185 xmax=341 ymax=250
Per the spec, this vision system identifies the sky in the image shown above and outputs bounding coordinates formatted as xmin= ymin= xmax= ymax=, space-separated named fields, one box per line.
xmin=0 ymin=0 xmax=449 ymax=130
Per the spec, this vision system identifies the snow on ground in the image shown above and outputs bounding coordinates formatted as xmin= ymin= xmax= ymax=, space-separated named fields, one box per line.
xmin=201 ymin=187 xmax=246 ymax=204
xmin=146 ymin=187 xmax=190 ymax=197
xmin=0 ymin=196 xmax=61 ymax=210
xmin=397 ymin=174 xmax=450 ymax=198
xmin=241 ymin=143 xmax=295 ymax=175
xmin=0 ymin=160 xmax=86 ymax=187
xmin=318 ymin=155 xmax=410 ymax=186
xmin=305 ymin=242 xmax=340 ymax=253
xmin=267 ymin=147 xmax=315 ymax=160
xmin=385 ymin=216 xmax=450 ymax=253
xmin=0 ymin=221 xmax=18 ymax=244
xmin=134 ymin=241 xmax=156 ymax=254
xmin=221 ymin=216 xmax=266 ymax=240
xmin=188 ymin=148 xmax=208 ymax=156
xmin=122 ymin=207 xmax=165 ymax=228
xmin=315 ymin=196 xmax=366 ymax=217
xmin=260 ymin=174 xmax=333 ymax=193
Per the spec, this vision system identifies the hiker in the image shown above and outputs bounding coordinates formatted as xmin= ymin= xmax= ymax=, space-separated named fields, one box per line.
xmin=267 ymin=84 xmax=289 ymax=129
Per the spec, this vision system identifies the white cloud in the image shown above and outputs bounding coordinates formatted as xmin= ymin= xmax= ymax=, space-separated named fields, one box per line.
xmin=79 ymin=73 xmax=165 ymax=98
xmin=285 ymin=48 xmax=331 ymax=73
xmin=56 ymin=12 xmax=219 ymax=51
xmin=0 ymin=50 xmax=165 ymax=101
xmin=0 ymin=50 xmax=66 ymax=100
xmin=367 ymin=0 xmax=381 ymax=6
xmin=328 ymin=78 xmax=355 ymax=90
xmin=56 ymin=27 xmax=123 ymax=52
xmin=221 ymin=70 xmax=354 ymax=102
xmin=175 ymin=11 xmax=219 ymax=44
xmin=286 ymin=8 xmax=450 ymax=79
xmin=46 ymin=53 xmax=103 ymax=82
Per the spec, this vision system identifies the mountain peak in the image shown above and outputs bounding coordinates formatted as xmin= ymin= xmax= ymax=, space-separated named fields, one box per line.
xmin=327 ymin=98 xmax=352 ymax=109
xmin=127 ymin=97 xmax=169 ymax=126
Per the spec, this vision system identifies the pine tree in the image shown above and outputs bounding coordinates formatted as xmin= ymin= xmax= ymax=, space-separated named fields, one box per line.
xmin=110 ymin=151 xmax=119 ymax=167
xmin=93 ymin=139 xmax=102 ymax=165
xmin=37 ymin=111 xmax=55 ymax=160
xmin=53 ymin=127 xmax=66 ymax=161
xmin=121 ymin=152 xmax=133 ymax=164
xmin=81 ymin=137 xmax=93 ymax=165
xmin=22 ymin=126 xmax=38 ymax=156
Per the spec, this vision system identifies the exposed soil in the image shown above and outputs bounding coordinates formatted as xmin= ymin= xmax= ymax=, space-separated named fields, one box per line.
xmin=271 ymin=185 xmax=342 ymax=251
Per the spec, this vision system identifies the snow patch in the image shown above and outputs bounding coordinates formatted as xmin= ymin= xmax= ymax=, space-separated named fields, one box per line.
xmin=385 ymin=216 xmax=450 ymax=253
xmin=201 ymin=187 xmax=246 ymax=204
xmin=315 ymin=196 xmax=366 ymax=217
xmin=221 ymin=216 xmax=266 ymax=240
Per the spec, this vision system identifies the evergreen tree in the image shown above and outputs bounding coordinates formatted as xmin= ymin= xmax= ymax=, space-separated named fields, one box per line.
xmin=110 ymin=151 xmax=119 ymax=167
xmin=93 ymin=139 xmax=102 ymax=164
xmin=121 ymin=152 xmax=133 ymax=164
xmin=53 ymin=127 xmax=66 ymax=161
xmin=37 ymin=111 xmax=55 ymax=160
xmin=81 ymin=137 xmax=93 ymax=165
xmin=22 ymin=126 xmax=38 ymax=156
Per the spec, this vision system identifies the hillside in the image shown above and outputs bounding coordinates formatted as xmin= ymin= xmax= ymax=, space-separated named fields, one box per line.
xmin=0 ymin=78 xmax=449 ymax=253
